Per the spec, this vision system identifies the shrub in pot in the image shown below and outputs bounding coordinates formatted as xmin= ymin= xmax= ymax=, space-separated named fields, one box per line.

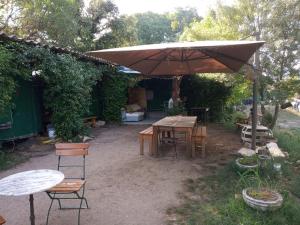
xmin=235 ymin=156 xmax=258 ymax=172
xmin=242 ymin=187 xmax=283 ymax=211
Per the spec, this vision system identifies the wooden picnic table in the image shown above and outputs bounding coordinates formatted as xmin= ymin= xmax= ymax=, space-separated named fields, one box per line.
xmin=152 ymin=116 xmax=197 ymax=157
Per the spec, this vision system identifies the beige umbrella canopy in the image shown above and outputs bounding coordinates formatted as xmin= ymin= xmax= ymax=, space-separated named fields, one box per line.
xmin=87 ymin=41 xmax=265 ymax=76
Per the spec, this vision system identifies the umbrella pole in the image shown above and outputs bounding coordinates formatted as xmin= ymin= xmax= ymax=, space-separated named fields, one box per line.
xmin=251 ymin=74 xmax=258 ymax=150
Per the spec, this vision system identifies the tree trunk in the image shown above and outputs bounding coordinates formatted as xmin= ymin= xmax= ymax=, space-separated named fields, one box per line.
xmin=270 ymin=103 xmax=279 ymax=130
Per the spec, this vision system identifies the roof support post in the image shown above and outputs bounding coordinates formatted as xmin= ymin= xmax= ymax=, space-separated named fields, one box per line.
xmin=251 ymin=49 xmax=259 ymax=150
xmin=251 ymin=71 xmax=258 ymax=150
xmin=172 ymin=76 xmax=183 ymax=107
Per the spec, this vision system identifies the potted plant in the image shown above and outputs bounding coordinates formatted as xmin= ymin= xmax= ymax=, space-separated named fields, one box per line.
xmin=235 ymin=156 xmax=258 ymax=171
xmin=242 ymin=187 xmax=283 ymax=211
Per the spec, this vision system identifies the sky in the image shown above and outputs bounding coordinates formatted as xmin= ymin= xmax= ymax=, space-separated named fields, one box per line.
xmin=85 ymin=0 xmax=234 ymax=16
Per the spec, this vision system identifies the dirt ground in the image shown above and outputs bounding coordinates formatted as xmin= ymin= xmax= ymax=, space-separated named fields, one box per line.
xmin=0 ymin=124 xmax=242 ymax=225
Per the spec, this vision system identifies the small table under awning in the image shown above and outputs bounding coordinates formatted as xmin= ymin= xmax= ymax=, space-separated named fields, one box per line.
xmin=152 ymin=116 xmax=197 ymax=157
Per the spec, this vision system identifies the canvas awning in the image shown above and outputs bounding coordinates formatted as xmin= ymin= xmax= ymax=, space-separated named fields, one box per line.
xmin=87 ymin=41 xmax=265 ymax=76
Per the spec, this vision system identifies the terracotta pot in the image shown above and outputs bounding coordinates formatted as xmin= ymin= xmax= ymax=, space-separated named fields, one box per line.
xmin=235 ymin=158 xmax=258 ymax=171
xmin=242 ymin=188 xmax=283 ymax=211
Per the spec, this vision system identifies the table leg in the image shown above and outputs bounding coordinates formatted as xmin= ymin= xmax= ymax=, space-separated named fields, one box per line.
xmin=187 ymin=129 xmax=193 ymax=158
xmin=152 ymin=126 xmax=158 ymax=157
xmin=29 ymin=194 xmax=35 ymax=225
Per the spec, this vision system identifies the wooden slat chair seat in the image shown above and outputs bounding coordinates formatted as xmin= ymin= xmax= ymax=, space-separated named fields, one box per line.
xmin=0 ymin=215 xmax=6 ymax=225
xmin=48 ymin=179 xmax=85 ymax=193
xmin=192 ymin=126 xmax=207 ymax=158
xmin=46 ymin=143 xmax=89 ymax=225
xmin=139 ymin=126 xmax=153 ymax=155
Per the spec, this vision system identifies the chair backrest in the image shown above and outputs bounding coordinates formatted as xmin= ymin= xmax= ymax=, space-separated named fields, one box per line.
xmin=55 ymin=143 xmax=89 ymax=180
xmin=55 ymin=143 xmax=89 ymax=156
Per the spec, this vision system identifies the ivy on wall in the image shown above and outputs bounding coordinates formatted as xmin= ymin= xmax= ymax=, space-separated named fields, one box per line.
xmin=101 ymin=74 xmax=131 ymax=122
xmin=0 ymin=41 xmax=110 ymax=141
xmin=0 ymin=43 xmax=31 ymax=113
xmin=180 ymin=75 xmax=231 ymax=121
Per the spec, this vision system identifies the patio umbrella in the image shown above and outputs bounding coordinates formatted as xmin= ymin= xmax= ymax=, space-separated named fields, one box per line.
xmin=87 ymin=41 xmax=265 ymax=76
xmin=88 ymin=41 xmax=265 ymax=151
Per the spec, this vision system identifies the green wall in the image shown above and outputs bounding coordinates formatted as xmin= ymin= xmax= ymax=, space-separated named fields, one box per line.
xmin=0 ymin=79 xmax=43 ymax=141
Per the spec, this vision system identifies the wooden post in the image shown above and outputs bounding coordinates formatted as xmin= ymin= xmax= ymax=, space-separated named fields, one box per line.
xmin=251 ymin=74 xmax=258 ymax=150
xmin=172 ymin=76 xmax=183 ymax=106
xmin=251 ymin=50 xmax=260 ymax=150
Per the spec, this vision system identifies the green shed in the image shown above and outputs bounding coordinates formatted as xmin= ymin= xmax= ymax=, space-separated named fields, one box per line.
xmin=0 ymin=79 xmax=43 ymax=141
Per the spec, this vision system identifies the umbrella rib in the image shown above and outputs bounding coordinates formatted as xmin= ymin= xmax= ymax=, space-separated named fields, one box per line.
xmin=147 ymin=49 xmax=175 ymax=75
xmin=128 ymin=49 xmax=169 ymax=67
xmin=202 ymin=49 xmax=253 ymax=70
xmin=146 ymin=56 xmax=209 ymax=62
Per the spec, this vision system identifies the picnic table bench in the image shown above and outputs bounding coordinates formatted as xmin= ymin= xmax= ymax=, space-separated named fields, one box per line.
xmin=139 ymin=126 xmax=153 ymax=155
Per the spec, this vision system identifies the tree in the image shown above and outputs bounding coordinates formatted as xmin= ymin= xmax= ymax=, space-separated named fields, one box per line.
xmin=134 ymin=12 xmax=175 ymax=44
xmin=168 ymin=7 xmax=202 ymax=40
xmin=9 ymin=0 xmax=82 ymax=47
xmin=0 ymin=0 xmax=122 ymax=51
xmin=180 ymin=0 xmax=300 ymax=129
xmin=94 ymin=15 xmax=138 ymax=49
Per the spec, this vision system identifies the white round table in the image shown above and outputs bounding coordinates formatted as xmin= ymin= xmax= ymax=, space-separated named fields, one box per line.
xmin=0 ymin=169 xmax=64 ymax=225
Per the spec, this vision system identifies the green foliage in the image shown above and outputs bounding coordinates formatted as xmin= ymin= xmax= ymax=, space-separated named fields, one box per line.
xmin=0 ymin=40 xmax=106 ymax=141
xmin=226 ymin=73 xmax=252 ymax=106
xmin=261 ymin=111 xmax=273 ymax=128
xmin=180 ymin=75 xmax=231 ymax=121
xmin=168 ymin=7 xmax=202 ymax=38
xmin=166 ymin=102 xmax=187 ymax=116
xmin=274 ymin=128 xmax=300 ymax=162
xmin=0 ymin=46 xmax=15 ymax=113
xmin=180 ymin=12 xmax=240 ymax=41
xmin=101 ymin=74 xmax=130 ymax=122
xmin=0 ymin=150 xmax=28 ymax=171
xmin=134 ymin=12 xmax=175 ymax=44
xmin=239 ymin=156 xmax=258 ymax=166
xmin=169 ymin=161 xmax=300 ymax=225
xmin=28 ymin=48 xmax=102 ymax=141
xmin=0 ymin=42 xmax=31 ymax=113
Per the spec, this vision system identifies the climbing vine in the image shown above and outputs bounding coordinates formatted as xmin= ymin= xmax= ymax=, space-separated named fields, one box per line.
xmin=0 ymin=43 xmax=31 ymax=113
xmin=0 ymin=41 xmax=109 ymax=141
xmin=101 ymin=73 xmax=135 ymax=122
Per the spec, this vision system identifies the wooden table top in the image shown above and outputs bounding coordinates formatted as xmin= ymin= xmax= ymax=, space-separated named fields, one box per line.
xmin=153 ymin=116 xmax=197 ymax=128
xmin=0 ymin=169 xmax=64 ymax=196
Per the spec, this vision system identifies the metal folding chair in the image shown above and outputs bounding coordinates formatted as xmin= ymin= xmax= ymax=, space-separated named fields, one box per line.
xmin=45 ymin=143 xmax=89 ymax=225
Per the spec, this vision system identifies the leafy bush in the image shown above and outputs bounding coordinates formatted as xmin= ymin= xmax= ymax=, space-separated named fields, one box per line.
xmin=101 ymin=74 xmax=130 ymax=122
xmin=222 ymin=109 xmax=248 ymax=130
xmin=262 ymin=111 xmax=273 ymax=128
xmin=166 ymin=102 xmax=187 ymax=116
xmin=0 ymin=43 xmax=31 ymax=113
xmin=28 ymin=48 xmax=102 ymax=140
xmin=180 ymin=75 xmax=231 ymax=121
xmin=0 ymin=41 xmax=106 ymax=141
xmin=274 ymin=128 xmax=300 ymax=162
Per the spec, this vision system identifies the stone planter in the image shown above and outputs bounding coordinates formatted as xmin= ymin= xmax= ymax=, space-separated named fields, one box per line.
xmin=242 ymin=188 xmax=283 ymax=211
xmin=235 ymin=158 xmax=258 ymax=171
